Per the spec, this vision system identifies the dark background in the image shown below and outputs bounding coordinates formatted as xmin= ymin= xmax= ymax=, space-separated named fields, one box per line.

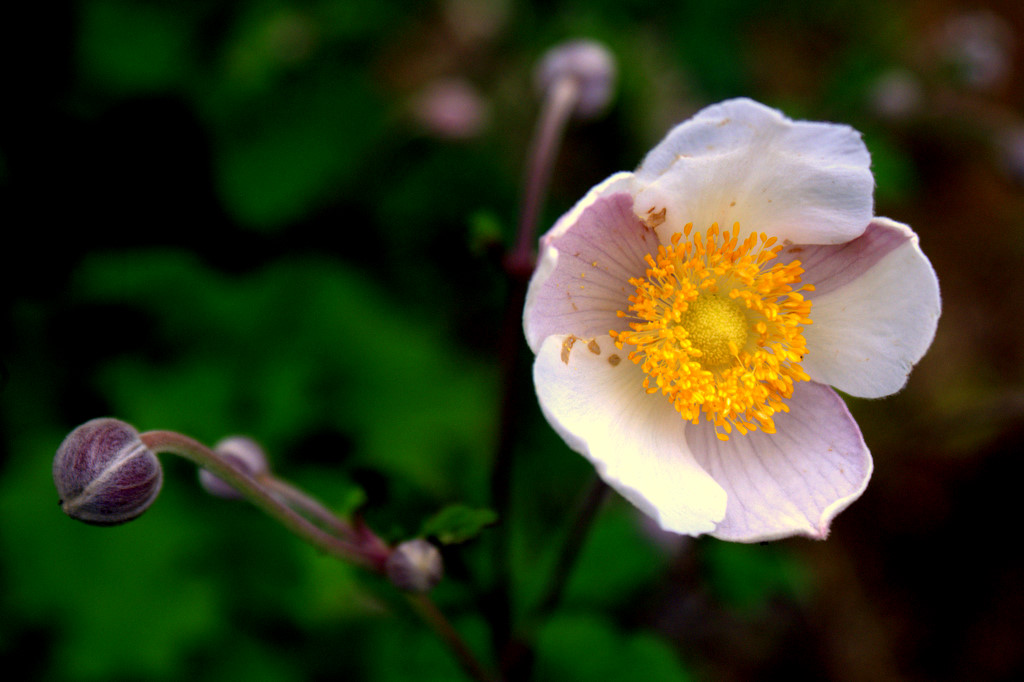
xmin=2 ymin=1 xmax=1023 ymax=680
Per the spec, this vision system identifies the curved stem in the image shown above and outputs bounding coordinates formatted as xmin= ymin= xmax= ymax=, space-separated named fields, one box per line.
xmin=507 ymin=75 xmax=582 ymax=276
xmin=141 ymin=430 xmax=489 ymax=680
xmin=139 ymin=430 xmax=389 ymax=571
xmin=406 ymin=593 xmax=500 ymax=682
xmin=259 ymin=476 xmax=393 ymax=559
xmin=260 ymin=475 xmax=358 ymax=539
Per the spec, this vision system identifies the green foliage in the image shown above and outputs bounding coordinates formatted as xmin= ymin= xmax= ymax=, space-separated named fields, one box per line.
xmin=866 ymin=133 xmax=918 ymax=204
xmin=558 ymin=503 xmax=671 ymax=609
xmin=421 ymin=504 xmax=498 ymax=545
xmin=77 ymin=0 xmax=197 ymax=93
xmin=703 ymin=541 xmax=811 ymax=614
xmin=468 ymin=210 xmax=506 ymax=255
xmin=533 ymin=613 xmax=693 ymax=682
xmin=74 ymin=250 xmax=496 ymax=502
xmin=210 ymin=70 xmax=387 ymax=228
xmin=365 ymin=616 xmax=475 ymax=682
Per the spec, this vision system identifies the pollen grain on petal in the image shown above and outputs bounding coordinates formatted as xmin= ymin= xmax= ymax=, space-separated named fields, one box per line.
xmin=561 ymin=335 xmax=578 ymax=364
xmin=644 ymin=206 xmax=667 ymax=229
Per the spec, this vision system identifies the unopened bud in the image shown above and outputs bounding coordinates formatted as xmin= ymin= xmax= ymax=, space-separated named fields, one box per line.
xmin=536 ymin=39 xmax=617 ymax=119
xmin=199 ymin=436 xmax=269 ymax=499
xmin=386 ymin=539 xmax=444 ymax=593
xmin=53 ymin=418 xmax=163 ymax=526
xmin=413 ymin=78 xmax=489 ymax=140
xmin=869 ymin=70 xmax=923 ymax=120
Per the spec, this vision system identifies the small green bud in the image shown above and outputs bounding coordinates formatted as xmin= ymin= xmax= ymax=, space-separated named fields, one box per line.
xmin=199 ymin=436 xmax=269 ymax=500
xmin=386 ymin=539 xmax=444 ymax=593
xmin=53 ymin=418 xmax=163 ymax=526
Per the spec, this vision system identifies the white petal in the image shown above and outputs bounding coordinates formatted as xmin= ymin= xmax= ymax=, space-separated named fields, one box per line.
xmin=795 ymin=217 xmax=941 ymax=398
xmin=688 ymin=382 xmax=872 ymax=542
xmin=533 ymin=334 xmax=727 ymax=535
xmin=524 ymin=185 xmax=657 ymax=353
xmin=632 ymin=98 xmax=874 ymax=245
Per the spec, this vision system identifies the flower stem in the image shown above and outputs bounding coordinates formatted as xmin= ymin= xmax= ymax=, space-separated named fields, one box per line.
xmin=502 ymin=476 xmax=610 ymax=681
xmin=534 ymin=475 xmax=609 ymax=617
xmin=139 ymin=430 xmax=388 ymax=571
xmin=140 ymin=430 xmax=489 ymax=681
xmin=406 ymin=593 xmax=500 ymax=682
xmin=489 ymin=71 xmax=582 ymax=674
xmin=507 ymin=74 xmax=582 ymax=277
xmin=260 ymin=475 xmax=356 ymax=538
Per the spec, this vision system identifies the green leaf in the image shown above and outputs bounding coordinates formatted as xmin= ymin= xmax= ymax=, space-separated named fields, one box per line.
xmin=420 ymin=505 xmax=498 ymax=545
xmin=336 ymin=486 xmax=369 ymax=517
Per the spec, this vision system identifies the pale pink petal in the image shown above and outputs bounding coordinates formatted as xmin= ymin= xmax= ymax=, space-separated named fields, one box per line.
xmin=688 ymin=382 xmax=872 ymax=542
xmin=533 ymin=334 xmax=728 ymax=535
xmin=787 ymin=217 xmax=941 ymax=398
xmin=541 ymin=171 xmax=635 ymax=241
xmin=524 ymin=189 xmax=658 ymax=352
xmin=631 ymin=98 xmax=874 ymax=245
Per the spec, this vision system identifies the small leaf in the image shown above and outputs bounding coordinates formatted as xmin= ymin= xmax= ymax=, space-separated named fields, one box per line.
xmin=468 ymin=210 xmax=504 ymax=255
xmin=420 ymin=505 xmax=497 ymax=545
xmin=336 ymin=487 xmax=368 ymax=517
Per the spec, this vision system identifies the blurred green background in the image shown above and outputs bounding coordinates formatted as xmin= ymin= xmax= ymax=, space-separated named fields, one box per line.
xmin=3 ymin=0 xmax=1024 ymax=680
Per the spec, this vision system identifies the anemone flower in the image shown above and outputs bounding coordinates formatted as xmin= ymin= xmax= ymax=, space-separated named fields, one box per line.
xmin=523 ymin=98 xmax=940 ymax=541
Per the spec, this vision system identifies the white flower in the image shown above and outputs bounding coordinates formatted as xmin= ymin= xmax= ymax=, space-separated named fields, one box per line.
xmin=523 ymin=98 xmax=940 ymax=542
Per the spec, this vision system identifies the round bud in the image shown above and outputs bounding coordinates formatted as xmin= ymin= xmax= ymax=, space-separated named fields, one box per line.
xmin=53 ymin=418 xmax=163 ymax=526
xmin=386 ymin=539 xmax=444 ymax=593
xmin=413 ymin=78 xmax=489 ymax=140
xmin=198 ymin=436 xmax=270 ymax=500
xmin=535 ymin=39 xmax=617 ymax=119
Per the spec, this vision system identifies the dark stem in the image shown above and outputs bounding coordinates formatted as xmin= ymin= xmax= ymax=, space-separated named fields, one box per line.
xmin=501 ymin=476 xmax=610 ymax=682
xmin=486 ymin=274 xmax=528 ymax=665
xmin=535 ymin=475 xmax=610 ymax=617
xmin=488 ymin=73 xmax=582 ymax=676
xmin=407 ymin=594 xmax=500 ymax=682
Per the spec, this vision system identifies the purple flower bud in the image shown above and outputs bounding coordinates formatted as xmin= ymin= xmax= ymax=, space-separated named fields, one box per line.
xmin=536 ymin=40 xmax=617 ymax=119
xmin=386 ymin=539 xmax=444 ymax=593
xmin=413 ymin=78 xmax=489 ymax=140
xmin=198 ymin=436 xmax=269 ymax=500
xmin=53 ymin=418 xmax=163 ymax=526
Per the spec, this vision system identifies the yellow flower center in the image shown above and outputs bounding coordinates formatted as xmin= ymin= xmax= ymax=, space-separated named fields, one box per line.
xmin=610 ymin=222 xmax=813 ymax=441
xmin=680 ymin=294 xmax=748 ymax=367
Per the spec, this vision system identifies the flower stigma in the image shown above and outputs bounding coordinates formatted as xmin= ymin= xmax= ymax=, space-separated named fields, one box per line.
xmin=610 ymin=222 xmax=814 ymax=441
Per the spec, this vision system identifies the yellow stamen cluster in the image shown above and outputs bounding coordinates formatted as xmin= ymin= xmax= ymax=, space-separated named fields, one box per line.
xmin=610 ymin=222 xmax=813 ymax=441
